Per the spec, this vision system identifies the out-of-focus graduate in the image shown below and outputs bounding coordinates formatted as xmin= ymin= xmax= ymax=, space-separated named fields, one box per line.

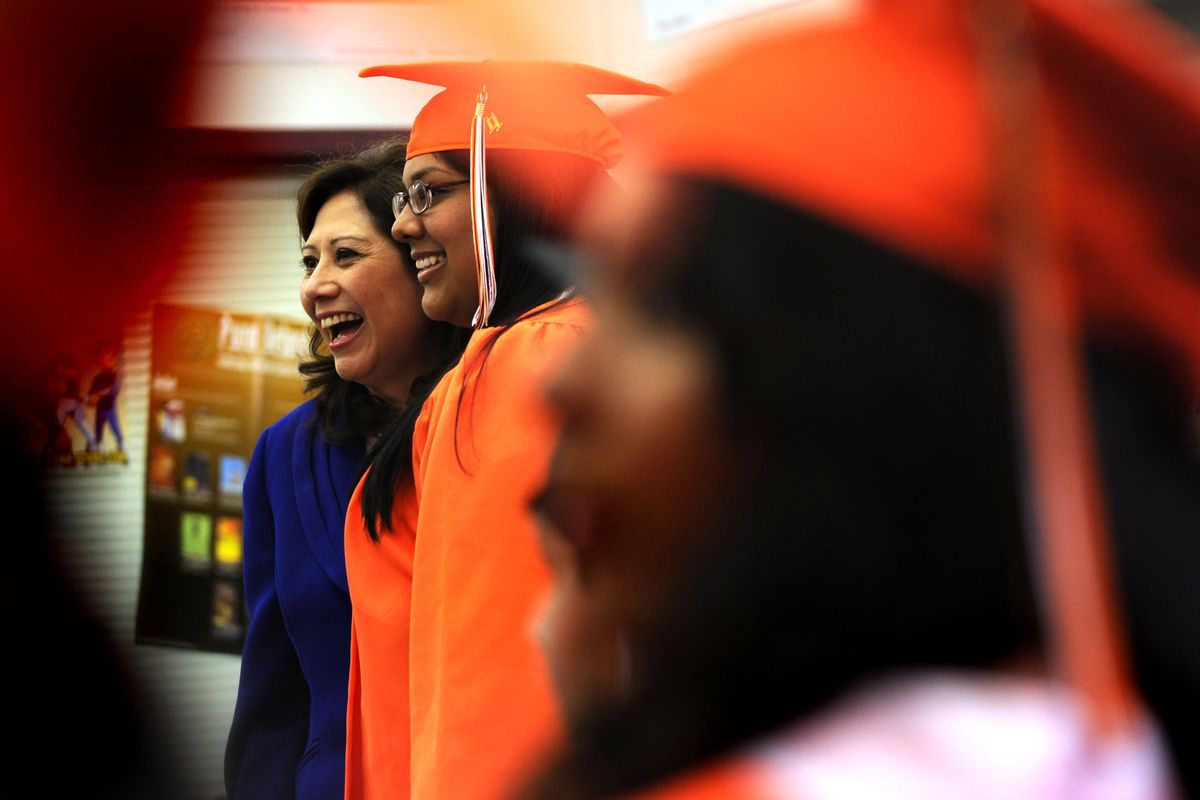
xmin=521 ymin=0 xmax=1200 ymax=797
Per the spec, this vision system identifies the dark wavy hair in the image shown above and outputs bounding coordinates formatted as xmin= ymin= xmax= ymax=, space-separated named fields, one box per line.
xmin=360 ymin=148 xmax=614 ymax=539
xmin=296 ymin=139 xmax=465 ymax=441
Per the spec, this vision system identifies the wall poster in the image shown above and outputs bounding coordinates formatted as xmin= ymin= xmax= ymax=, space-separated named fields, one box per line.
xmin=135 ymin=303 xmax=309 ymax=653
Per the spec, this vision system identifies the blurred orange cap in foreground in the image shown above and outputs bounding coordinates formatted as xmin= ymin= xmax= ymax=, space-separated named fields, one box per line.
xmin=622 ymin=0 xmax=1200 ymax=395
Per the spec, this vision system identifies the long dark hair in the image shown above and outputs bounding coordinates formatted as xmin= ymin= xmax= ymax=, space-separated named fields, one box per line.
xmin=360 ymin=149 xmax=613 ymax=539
xmin=296 ymin=139 xmax=463 ymax=441
xmin=522 ymin=179 xmax=1047 ymax=799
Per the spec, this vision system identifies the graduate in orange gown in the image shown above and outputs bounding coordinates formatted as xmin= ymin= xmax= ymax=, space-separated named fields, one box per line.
xmin=342 ymin=62 xmax=667 ymax=800
xmin=519 ymin=1 xmax=1200 ymax=798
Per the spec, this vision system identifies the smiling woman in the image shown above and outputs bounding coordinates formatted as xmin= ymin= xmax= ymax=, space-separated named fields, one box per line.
xmin=300 ymin=190 xmax=433 ymax=406
xmin=392 ymin=155 xmax=479 ymax=326
xmin=224 ymin=139 xmax=465 ymax=800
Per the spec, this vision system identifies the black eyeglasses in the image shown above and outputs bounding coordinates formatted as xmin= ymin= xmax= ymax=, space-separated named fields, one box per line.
xmin=392 ymin=179 xmax=468 ymax=218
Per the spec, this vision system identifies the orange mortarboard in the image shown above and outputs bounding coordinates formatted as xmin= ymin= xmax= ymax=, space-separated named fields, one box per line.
xmin=620 ymin=0 xmax=1200 ymax=395
xmin=361 ymin=60 xmax=668 ymax=328
xmin=360 ymin=60 xmax=669 ymax=168
xmin=619 ymin=0 xmax=1200 ymax=752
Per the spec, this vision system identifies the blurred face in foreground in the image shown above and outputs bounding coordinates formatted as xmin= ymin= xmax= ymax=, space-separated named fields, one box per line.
xmin=533 ymin=181 xmax=737 ymax=723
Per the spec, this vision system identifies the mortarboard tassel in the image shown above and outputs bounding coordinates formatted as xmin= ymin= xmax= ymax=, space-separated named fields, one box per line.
xmin=970 ymin=0 xmax=1136 ymax=737
xmin=469 ymin=85 xmax=498 ymax=329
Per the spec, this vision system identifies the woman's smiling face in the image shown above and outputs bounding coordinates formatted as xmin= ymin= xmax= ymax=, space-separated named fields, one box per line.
xmin=391 ymin=153 xmax=479 ymax=327
xmin=300 ymin=189 xmax=432 ymax=405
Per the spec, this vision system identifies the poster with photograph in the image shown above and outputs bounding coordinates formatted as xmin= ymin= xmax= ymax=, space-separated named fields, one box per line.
xmin=135 ymin=303 xmax=308 ymax=653
xmin=28 ymin=341 xmax=130 ymax=468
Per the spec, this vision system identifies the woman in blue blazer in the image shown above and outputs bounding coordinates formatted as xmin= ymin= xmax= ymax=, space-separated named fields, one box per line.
xmin=225 ymin=140 xmax=465 ymax=799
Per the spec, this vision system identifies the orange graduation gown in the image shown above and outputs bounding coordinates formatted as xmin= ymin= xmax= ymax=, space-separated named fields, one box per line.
xmin=344 ymin=298 xmax=589 ymax=800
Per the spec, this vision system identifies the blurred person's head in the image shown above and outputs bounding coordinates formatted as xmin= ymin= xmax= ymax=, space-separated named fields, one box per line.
xmin=532 ymin=200 xmax=740 ymax=720
xmin=533 ymin=175 xmax=1038 ymax=754
xmin=96 ymin=344 xmax=120 ymax=371
xmin=296 ymin=140 xmax=463 ymax=438
xmin=526 ymin=0 xmax=1200 ymax=796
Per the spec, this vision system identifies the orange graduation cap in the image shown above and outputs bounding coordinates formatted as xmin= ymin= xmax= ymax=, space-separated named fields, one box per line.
xmin=620 ymin=0 xmax=1200 ymax=398
xmin=361 ymin=60 xmax=669 ymax=327
xmin=361 ymin=60 xmax=669 ymax=166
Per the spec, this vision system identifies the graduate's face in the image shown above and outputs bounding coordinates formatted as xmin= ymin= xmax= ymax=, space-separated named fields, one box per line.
xmin=534 ymin=180 xmax=735 ymax=723
xmin=392 ymin=153 xmax=479 ymax=327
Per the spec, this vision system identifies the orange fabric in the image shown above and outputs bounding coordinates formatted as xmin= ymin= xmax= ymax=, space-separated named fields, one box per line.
xmin=359 ymin=61 xmax=668 ymax=168
xmin=344 ymin=298 xmax=590 ymax=800
xmin=344 ymin=479 xmax=418 ymax=799
xmin=623 ymin=3 xmax=995 ymax=289
xmin=622 ymin=0 xmax=1200 ymax=395
xmin=621 ymin=759 xmax=772 ymax=800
